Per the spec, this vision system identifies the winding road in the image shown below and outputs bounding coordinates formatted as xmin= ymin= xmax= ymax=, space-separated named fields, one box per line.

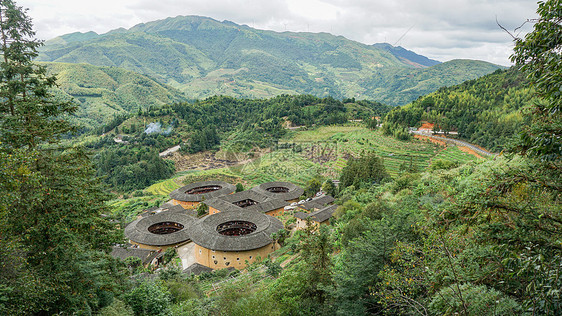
xmin=412 ymin=131 xmax=497 ymax=157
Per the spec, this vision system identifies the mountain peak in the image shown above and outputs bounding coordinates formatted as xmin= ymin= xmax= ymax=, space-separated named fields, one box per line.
xmin=372 ymin=43 xmax=440 ymax=68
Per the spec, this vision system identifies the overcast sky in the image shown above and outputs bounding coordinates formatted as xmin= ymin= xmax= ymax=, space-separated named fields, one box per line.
xmin=18 ymin=0 xmax=538 ymax=66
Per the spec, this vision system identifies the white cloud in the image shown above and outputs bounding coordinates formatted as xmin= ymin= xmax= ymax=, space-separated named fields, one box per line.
xmin=17 ymin=0 xmax=539 ymax=65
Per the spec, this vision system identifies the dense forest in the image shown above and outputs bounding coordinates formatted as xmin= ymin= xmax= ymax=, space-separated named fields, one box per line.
xmin=383 ymin=68 xmax=536 ymax=151
xmin=1 ymin=0 xmax=560 ymax=315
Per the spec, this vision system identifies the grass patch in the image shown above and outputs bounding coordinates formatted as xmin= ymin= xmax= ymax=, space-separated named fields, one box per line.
xmin=432 ymin=146 xmax=479 ymax=165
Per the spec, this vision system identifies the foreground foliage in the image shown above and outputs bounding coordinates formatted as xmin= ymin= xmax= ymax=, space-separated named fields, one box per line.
xmin=511 ymin=0 xmax=562 ymax=162
xmin=0 ymin=1 xmax=125 ymax=313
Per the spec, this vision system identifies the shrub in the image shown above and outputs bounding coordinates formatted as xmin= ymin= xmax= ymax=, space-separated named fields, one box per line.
xmin=98 ymin=299 xmax=134 ymax=316
xmin=235 ymin=183 xmax=244 ymax=192
xmin=428 ymin=283 xmax=522 ymax=315
xmin=122 ymin=281 xmax=172 ymax=316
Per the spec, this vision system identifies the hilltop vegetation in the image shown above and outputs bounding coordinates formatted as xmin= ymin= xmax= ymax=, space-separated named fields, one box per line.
xmin=384 ymin=68 xmax=536 ymax=151
xmin=38 ymin=15 xmax=502 ymax=107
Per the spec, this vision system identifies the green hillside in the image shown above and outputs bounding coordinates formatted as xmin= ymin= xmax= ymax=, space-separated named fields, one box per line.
xmin=43 ymin=62 xmax=187 ymax=129
xmin=38 ymin=15 xmax=503 ymax=106
xmin=384 ymin=68 xmax=537 ymax=151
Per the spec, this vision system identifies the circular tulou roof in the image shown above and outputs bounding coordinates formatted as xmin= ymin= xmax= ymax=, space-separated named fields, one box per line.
xmin=251 ymin=181 xmax=304 ymax=201
xmin=189 ymin=210 xmax=283 ymax=252
xmin=170 ymin=181 xmax=236 ymax=202
xmin=125 ymin=209 xmax=195 ymax=246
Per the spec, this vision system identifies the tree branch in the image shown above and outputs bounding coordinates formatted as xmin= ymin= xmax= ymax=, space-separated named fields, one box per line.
xmin=496 ymin=16 xmax=516 ymax=40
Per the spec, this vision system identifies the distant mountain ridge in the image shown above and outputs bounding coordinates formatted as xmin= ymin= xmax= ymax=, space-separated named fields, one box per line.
xmin=39 ymin=15 xmax=502 ymax=106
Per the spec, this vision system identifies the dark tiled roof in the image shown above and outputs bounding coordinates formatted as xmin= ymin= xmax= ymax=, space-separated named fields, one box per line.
xmin=140 ymin=204 xmax=186 ymax=218
xmin=215 ymin=189 xmax=269 ymax=203
xmin=251 ymin=181 xmax=304 ymax=201
xmin=294 ymin=212 xmax=310 ymax=220
xmin=299 ymin=195 xmax=335 ymax=211
xmin=204 ymin=197 xmax=241 ymax=213
xmin=246 ymin=199 xmax=287 ymax=213
xmin=161 ymin=203 xmax=198 ymax=217
xmin=110 ymin=245 xmax=159 ymax=265
xmin=124 ymin=209 xmax=196 ymax=246
xmin=160 ymin=203 xmax=185 ymax=212
xmin=313 ymin=195 xmax=335 ymax=205
xmin=182 ymin=263 xmax=213 ymax=275
xmin=188 ymin=210 xmax=283 ymax=251
xmin=169 ymin=181 xmax=236 ymax=202
xmin=204 ymin=190 xmax=288 ymax=214
xmin=295 ymin=204 xmax=337 ymax=223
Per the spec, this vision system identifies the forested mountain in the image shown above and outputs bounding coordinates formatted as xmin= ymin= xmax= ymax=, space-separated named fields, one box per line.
xmin=38 ymin=15 xmax=502 ymax=106
xmin=44 ymin=62 xmax=187 ymax=129
xmin=384 ymin=68 xmax=536 ymax=151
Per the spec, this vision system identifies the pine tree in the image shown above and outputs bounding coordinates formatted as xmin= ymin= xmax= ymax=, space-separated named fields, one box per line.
xmin=0 ymin=0 xmax=75 ymax=148
xmin=322 ymin=179 xmax=337 ymax=197
xmin=0 ymin=1 xmax=124 ymax=314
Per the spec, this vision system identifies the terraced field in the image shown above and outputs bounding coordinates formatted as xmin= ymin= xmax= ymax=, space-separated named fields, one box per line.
xmin=234 ymin=151 xmax=328 ymax=187
xmin=145 ymin=178 xmax=182 ymax=196
xmin=431 ymin=146 xmax=479 ymax=165
xmin=108 ymin=195 xmax=169 ymax=222
xmin=281 ymin=125 xmax=444 ymax=177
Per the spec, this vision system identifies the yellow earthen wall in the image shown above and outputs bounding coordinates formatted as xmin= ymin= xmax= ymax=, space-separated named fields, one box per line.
xmin=194 ymin=242 xmax=279 ymax=269
xmin=171 ymin=199 xmax=199 ymax=209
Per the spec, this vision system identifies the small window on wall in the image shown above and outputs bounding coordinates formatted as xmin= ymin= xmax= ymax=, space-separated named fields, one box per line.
xmin=237 ymin=258 xmax=239 ymax=261
xmin=199 ymin=250 xmax=202 ymax=254
xmin=214 ymin=260 xmax=218 ymax=264
xmin=223 ymin=257 xmax=226 ymax=260
xmin=225 ymin=262 xmax=230 ymax=266
xmin=212 ymin=255 xmax=215 ymax=259
xmin=249 ymin=256 xmax=252 ymax=259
